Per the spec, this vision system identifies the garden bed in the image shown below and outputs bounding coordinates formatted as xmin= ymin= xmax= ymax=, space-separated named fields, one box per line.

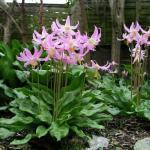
xmin=0 ymin=116 xmax=149 ymax=150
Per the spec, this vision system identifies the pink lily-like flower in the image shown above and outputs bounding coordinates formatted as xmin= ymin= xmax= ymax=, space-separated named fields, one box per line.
xmin=90 ymin=60 xmax=101 ymax=70
xmin=135 ymin=34 xmax=149 ymax=46
xmin=55 ymin=16 xmax=79 ymax=35
xmin=32 ymin=26 xmax=48 ymax=45
xmin=85 ymin=26 xmax=101 ymax=51
xmin=141 ymin=28 xmax=150 ymax=46
xmin=51 ymin=21 xmax=60 ymax=33
xmin=123 ymin=22 xmax=141 ymax=43
xmin=99 ymin=62 xmax=111 ymax=71
xmin=17 ymin=48 xmax=42 ymax=68
xmin=85 ymin=60 xmax=111 ymax=72
xmin=132 ymin=45 xmax=145 ymax=64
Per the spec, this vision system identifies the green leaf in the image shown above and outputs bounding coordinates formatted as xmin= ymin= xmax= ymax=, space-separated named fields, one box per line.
xmin=0 ymin=52 xmax=5 ymax=57
xmin=10 ymin=134 xmax=32 ymax=145
xmin=50 ymin=122 xmax=69 ymax=141
xmin=70 ymin=65 xmax=85 ymax=76
xmin=0 ymin=80 xmax=14 ymax=98
xmin=18 ymin=98 xmax=39 ymax=115
xmin=80 ymin=103 xmax=107 ymax=116
xmin=0 ymin=106 xmax=8 ymax=111
xmin=76 ymin=118 xmax=104 ymax=129
xmin=15 ymin=70 xmax=30 ymax=82
xmin=13 ymin=89 xmax=27 ymax=99
xmin=71 ymin=126 xmax=86 ymax=138
xmin=37 ymin=109 xmax=52 ymax=124
xmin=33 ymin=69 xmax=48 ymax=76
xmin=108 ymin=107 xmax=120 ymax=115
xmin=36 ymin=125 xmax=49 ymax=138
xmin=0 ymin=128 xmax=15 ymax=139
xmin=0 ymin=116 xmax=33 ymax=125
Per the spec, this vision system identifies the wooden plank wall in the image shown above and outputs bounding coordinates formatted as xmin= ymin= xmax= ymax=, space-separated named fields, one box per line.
xmin=85 ymin=0 xmax=150 ymax=45
xmin=76 ymin=0 xmax=150 ymax=69
xmin=0 ymin=3 xmax=69 ymax=41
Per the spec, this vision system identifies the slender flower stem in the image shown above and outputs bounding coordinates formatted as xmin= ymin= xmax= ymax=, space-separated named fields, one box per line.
xmin=130 ymin=45 xmax=133 ymax=101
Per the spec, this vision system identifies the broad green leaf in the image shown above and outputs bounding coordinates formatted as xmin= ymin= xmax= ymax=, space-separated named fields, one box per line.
xmin=0 ymin=80 xmax=14 ymax=98
xmin=37 ymin=109 xmax=52 ymax=124
xmin=13 ymin=89 xmax=27 ymax=99
xmin=50 ymin=122 xmax=69 ymax=141
xmin=10 ymin=134 xmax=32 ymax=145
xmin=33 ymin=69 xmax=48 ymax=76
xmin=0 ymin=128 xmax=15 ymax=139
xmin=0 ymin=52 xmax=5 ymax=57
xmin=80 ymin=103 xmax=106 ymax=116
xmin=15 ymin=70 xmax=30 ymax=82
xmin=108 ymin=107 xmax=120 ymax=115
xmin=76 ymin=118 xmax=104 ymax=129
xmin=0 ymin=116 xmax=33 ymax=125
xmin=36 ymin=125 xmax=49 ymax=138
xmin=71 ymin=126 xmax=86 ymax=138
xmin=0 ymin=106 xmax=8 ymax=111
xmin=18 ymin=99 xmax=39 ymax=115
xmin=70 ymin=65 xmax=85 ymax=76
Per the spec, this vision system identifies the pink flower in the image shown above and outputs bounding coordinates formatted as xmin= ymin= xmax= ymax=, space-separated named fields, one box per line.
xmin=18 ymin=16 xmax=102 ymax=67
xmin=99 ymin=62 xmax=111 ymax=71
xmin=86 ymin=60 xmax=111 ymax=72
xmin=17 ymin=48 xmax=42 ymax=68
xmin=132 ymin=45 xmax=145 ymax=63
xmin=55 ymin=16 xmax=79 ymax=35
xmin=84 ymin=26 xmax=101 ymax=51
xmin=124 ymin=22 xmax=141 ymax=33
xmin=122 ymin=22 xmax=141 ymax=43
xmin=32 ymin=26 xmax=48 ymax=45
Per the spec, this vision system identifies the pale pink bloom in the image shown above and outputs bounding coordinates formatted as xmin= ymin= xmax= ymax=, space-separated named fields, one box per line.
xmin=111 ymin=61 xmax=118 ymax=66
xmin=141 ymin=28 xmax=150 ymax=46
xmin=86 ymin=60 xmax=111 ymax=72
xmin=122 ymin=22 xmax=141 ymax=43
xmin=32 ymin=26 xmax=48 ymax=45
xmin=17 ymin=48 xmax=42 ymax=68
xmin=132 ymin=45 xmax=145 ymax=63
xmin=75 ymin=30 xmax=88 ymax=44
xmin=136 ymin=34 xmax=149 ymax=46
xmin=99 ymin=62 xmax=111 ymax=71
xmin=55 ymin=16 xmax=79 ymax=35
xmin=84 ymin=26 xmax=101 ymax=51
xmin=124 ymin=22 xmax=141 ymax=33
xmin=51 ymin=21 xmax=60 ymax=32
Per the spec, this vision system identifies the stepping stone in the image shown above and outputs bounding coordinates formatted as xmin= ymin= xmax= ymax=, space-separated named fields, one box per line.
xmin=134 ymin=137 xmax=150 ymax=150
xmin=86 ymin=135 xmax=109 ymax=150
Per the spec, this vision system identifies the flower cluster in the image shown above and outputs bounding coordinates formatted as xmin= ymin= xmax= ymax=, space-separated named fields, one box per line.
xmin=17 ymin=16 xmax=101 ymax=68
xmin=122 ymin=22 xmax=149 ymax=63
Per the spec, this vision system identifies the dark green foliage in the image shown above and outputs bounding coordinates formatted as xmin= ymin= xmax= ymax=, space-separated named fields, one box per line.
xmin=0 ymin=70 xmax=112 ymax=145
xmin=0 ymin=40 xmax=32 ymax=87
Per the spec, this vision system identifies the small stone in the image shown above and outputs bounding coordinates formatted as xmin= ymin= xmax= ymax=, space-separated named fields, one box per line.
xmin=86 ymin=135 xmax=109 ymax=150
xmin=0 ymin=145 xmax=5 ymax=150
xmin=134 ymin=137 xmax=150 ymax=150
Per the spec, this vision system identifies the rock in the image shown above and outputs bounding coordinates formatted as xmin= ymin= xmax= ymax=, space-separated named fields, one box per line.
xmin=86 ymin=135 xmax=109 ymax=150
xmin=134 ymin=137 xmax=150 ymax=150
xmin=0 ymin=145 xmax=5 ymax=150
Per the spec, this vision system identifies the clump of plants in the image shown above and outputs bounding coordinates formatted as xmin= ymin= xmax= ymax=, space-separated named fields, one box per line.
xmin=0 ymin=16 xmax=112 ymax=145
xmin=90 ymin=22 xmax=150 ymax=119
